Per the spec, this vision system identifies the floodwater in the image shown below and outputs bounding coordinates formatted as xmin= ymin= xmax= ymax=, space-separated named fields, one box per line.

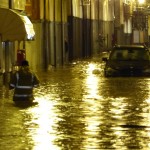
xmin=0 ymin=58 xmax=150 ymax=150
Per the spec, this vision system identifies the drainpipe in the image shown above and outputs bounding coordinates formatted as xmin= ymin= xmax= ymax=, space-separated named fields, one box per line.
xmin=0 ymin=35 xmax=5 ymax=84
xmin=43 ymin=0 xmax=48 ymax=69
xmin=89 ymin=0 xmax=92 ymax=56
xmin=81 ymin=0 xmax=85 ymax=57
xmin=3 ymin=41 xmax=10 ymax=85
xmin=9 ymin=0 xmax=12 ymax=8
xmin=68 ymin=0 xmax=73 ymax=61
xmin=0 ymin=35 xmax=2 ymax=77
xmin=54 ymin=0 xmax=56 ymax=67
xmin=61 ymin=0 xmax=63 ymax=65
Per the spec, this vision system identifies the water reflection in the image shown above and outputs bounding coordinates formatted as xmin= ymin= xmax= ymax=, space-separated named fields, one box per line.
xmin=24 ymin=96 xmax=59 ymax=150
xmin=99 ymin=78 xmax=150 ymax=149
xmin=82 ymin=63 xmax=102 ymax=149
xmin=28 ymin=63 xmax=150 ymax=149
xmin=1 ymin=60 xmax=150 ymax=149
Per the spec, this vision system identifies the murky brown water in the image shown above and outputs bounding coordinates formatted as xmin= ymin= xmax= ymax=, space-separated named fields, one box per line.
xmin=0 ymin=58 xmax=150 ymax=150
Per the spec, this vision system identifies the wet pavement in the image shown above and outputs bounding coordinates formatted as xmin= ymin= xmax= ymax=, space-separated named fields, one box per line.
xmin=0 ymin=57 xmax=150 ymax=150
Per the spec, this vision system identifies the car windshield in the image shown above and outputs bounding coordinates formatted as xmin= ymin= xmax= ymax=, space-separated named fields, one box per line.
xmin=110 ymin=49 xmax=150 ymax=61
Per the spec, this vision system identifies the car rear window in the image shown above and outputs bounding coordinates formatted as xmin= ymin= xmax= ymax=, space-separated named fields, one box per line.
xmin=110 ymin=48 xmax=150 ymax=61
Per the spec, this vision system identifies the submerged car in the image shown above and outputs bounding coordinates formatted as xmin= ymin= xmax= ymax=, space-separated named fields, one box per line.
xmin=102 ymin=45 xmax=150 ymax=77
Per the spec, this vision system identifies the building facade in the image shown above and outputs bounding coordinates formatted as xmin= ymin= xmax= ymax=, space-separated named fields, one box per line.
xmin=0 ymin=0 xmax=149 ymax=78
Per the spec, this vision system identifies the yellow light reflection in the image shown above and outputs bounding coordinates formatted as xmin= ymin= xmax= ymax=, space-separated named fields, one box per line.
xmin=112 ymin=127 xmax=126 ymax=149
xmin=148 ymin=79 xmax=150 ymax=98
xmin=82 ymin=63 xmax=102 ymax=149
xmin=86 ymin=63 xmax=96 ymax=73
xmin=110 ymin=97 xmax=127 ymax=119
xmin=85 ymin=76 xmax=100 ymax=99
xmin=140 ymin=79 xmax=150 ymax=149
xmin=108 ymin=98 xmax=127 ymax=148
xmin=144 ymin=80 xmax=150 ymax=126
xmin=26 ymin=96 xmax=60 ymax=150
xmin=84 ymin=63 xmax=102 ymax=100
xmin=138 ymin=0 xmax=145 ymax=4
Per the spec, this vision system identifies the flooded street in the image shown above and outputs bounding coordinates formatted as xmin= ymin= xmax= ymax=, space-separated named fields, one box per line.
xmin=0 ymin=58 xmax=150 ymax=150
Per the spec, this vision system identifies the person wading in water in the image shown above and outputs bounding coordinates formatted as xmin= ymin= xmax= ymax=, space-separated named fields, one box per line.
xmin=9 ymin=60 xmax=39 ymax=105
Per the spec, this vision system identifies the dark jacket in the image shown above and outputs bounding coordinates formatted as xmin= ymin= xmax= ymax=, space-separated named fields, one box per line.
xmin=9 ymin=66 xmax=39 ymax=101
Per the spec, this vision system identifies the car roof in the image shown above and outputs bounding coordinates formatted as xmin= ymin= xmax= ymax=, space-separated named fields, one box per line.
xmin=114 ymin=45 xmax=146 ymax=49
